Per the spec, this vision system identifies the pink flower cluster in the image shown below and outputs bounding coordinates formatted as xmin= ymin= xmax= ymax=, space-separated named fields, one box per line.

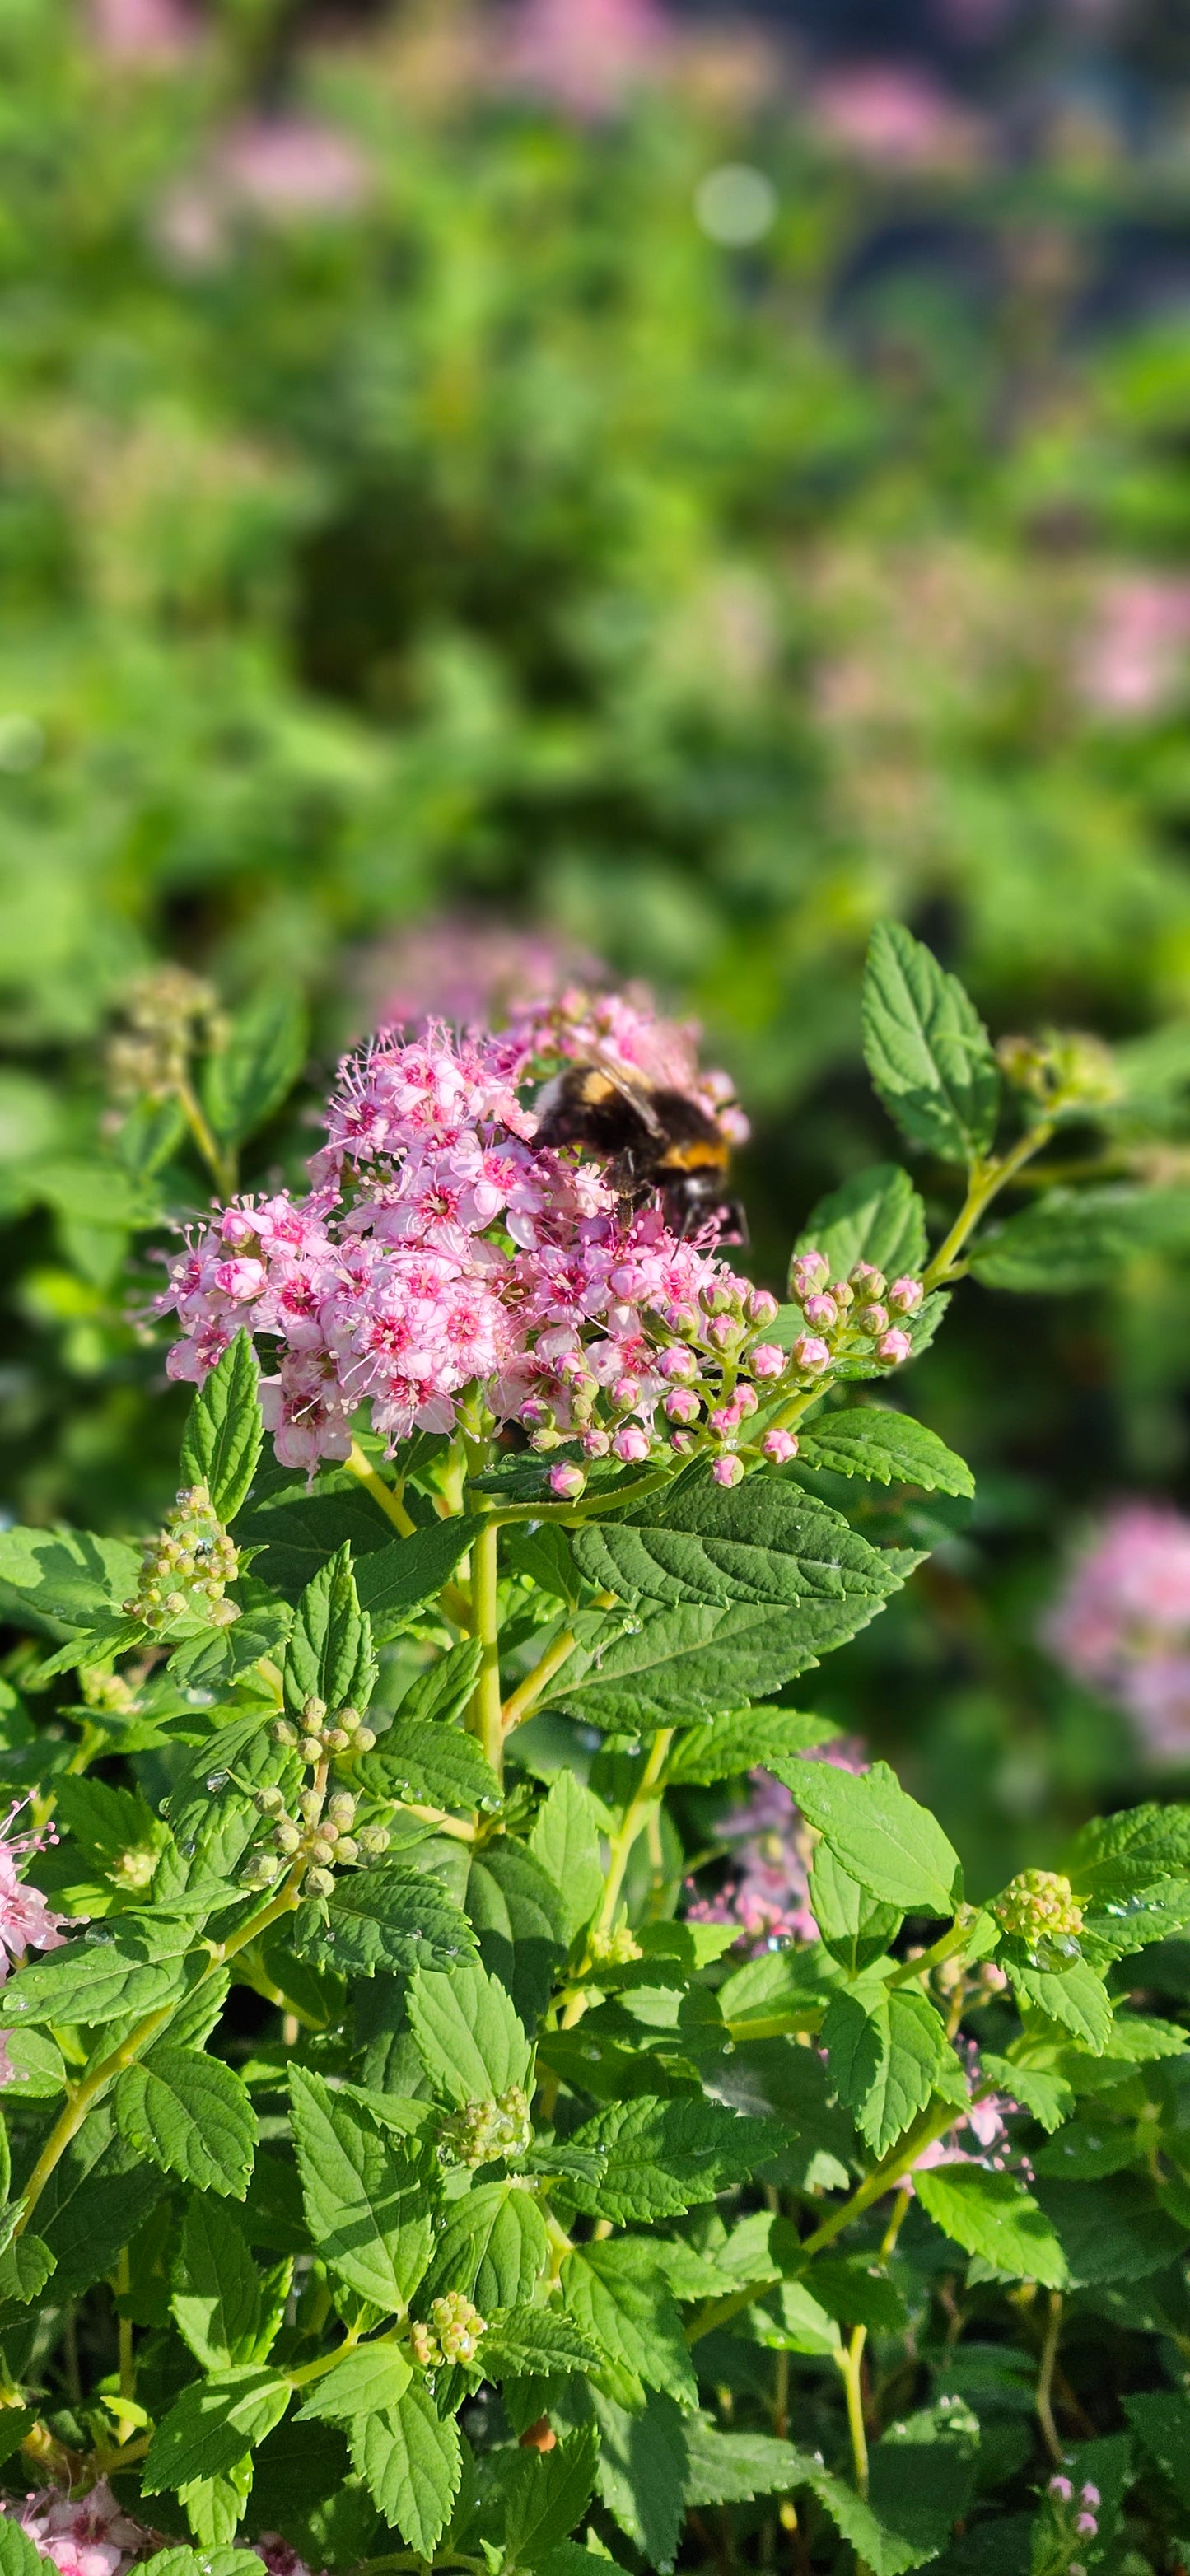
xmin=0 ymin=2491 xmax=323 ymax=2576
xmin=160 ymin=999 xmax=898 ymax=1482
xmin=686 ymin=1740 xmax=866 ymax=1954
xmin=909 ymin=2038 xmax=1016 ymax=2186
xmin=2 ymin=2482 xmax=152 ymax=2576
xmin=1077 ymin=573 xmax=1190 ymax=720
xmin=509 ymin=983 xmax=750 ymax=1147
xmin=367 ymin=917 xmax=601 ymax=1043
xmin=785 ymin=1246 xmax=923 ymax=1372
xmin=0 ymin=1804 xmax=68 ymax=2088
xmin=1043 ymin=1501 xmax=1190 ymax=1764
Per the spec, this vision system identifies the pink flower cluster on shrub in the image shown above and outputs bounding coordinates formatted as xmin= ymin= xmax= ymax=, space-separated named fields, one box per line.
xmin=1043 ymin=1500 xmax=1190 ymax=1763
xmin=159 ymin=996 xmax=917 ymax=1480
xmin=686 ymin=1741 xmax=866 ymax=1953
xmin=0 ymin=1804 xmax=68 ymax=2088
xmin=0 ymin=2490 xmax=322 ymax=2576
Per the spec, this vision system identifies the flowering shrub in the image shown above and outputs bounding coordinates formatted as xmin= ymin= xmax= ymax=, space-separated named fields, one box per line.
xmin=1044 ymin=1501 xmax=1190 ymax=1766
xmin=2 ymin=925 xmax=1190 ymax=2576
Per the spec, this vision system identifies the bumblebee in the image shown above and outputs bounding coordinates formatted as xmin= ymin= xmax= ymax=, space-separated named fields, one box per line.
xmin=533 ymin=1062 xmax=746 ymax=1242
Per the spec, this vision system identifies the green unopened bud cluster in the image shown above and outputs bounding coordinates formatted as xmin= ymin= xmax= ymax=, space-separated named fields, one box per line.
xmin=106 ymin=964 xmax=224 ymax=1105
xmin=124 ymin=1484 xmax=240 ymax=1632
xmin=996 ymin=1028 xmax=1119 ymax=1112
xmin=408 ymin=2294 xmax=486 ymax=2370
xmin=588 ymin=1925 xmax=642 ymax=1966
xmin=440 ymin=2084 xmax=532 ymax=2171
xmin=241 ymin=1697 xmax=386 ymax=1896
xmin=992 ymin=1868 xmax=1084 ymax=1948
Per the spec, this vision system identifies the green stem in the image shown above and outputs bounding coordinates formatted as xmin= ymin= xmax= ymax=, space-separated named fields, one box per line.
xmin=175 ymin=1075 xmax=236 ymax=1202
xmin=15 ymin=1867 xmax=305 ymax=2237
xmin=468 ymin=1517 xmax=504 ymax=1784
xmin=835 ymin=2322 xmax=870 ymax=2499
xmin=502 ymin=1628 xmax=578 ymax=1735
xmin=885 ymin=1916 xmax=973 ymax=1990
xmin=1035 ymin=2290 xmax=1064 ymax=2466
xmin=485 ymin=1470 xmax=671 ymax=1526
xmin=922 ymin=1122 xmax=1056 ymax=1292
xmin=346 ymin=1442 xmax=418 ymax=1539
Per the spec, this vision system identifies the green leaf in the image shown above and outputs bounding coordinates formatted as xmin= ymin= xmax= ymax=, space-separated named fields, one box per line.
xmin=203 ymin=985 xmax=308 ymax=1148
xmin=346 ymin=2380 xmax=460 ymax=2555
xmin=463 ymin=1839 xmax=568 ymax=2027
xmin=178 ymin=2462 xmax=252 ymax=2549
xmin=482 ymin=2305 xmax=600 ymax=2378
xmin=0 ymin=1525 xmax=140 ymax=1633
xmin=805 ymin=2462 xmax=940 ymax=2575
xmin=1031 ymin=2175 xmax=1190 ymax=2284
xmin=970 ymin=1183 xmax=1190 ymax=1293
xmin=399 ymin=1635 xmax=483 ymax=1723
xmin=823 ymin=1984 xmax=956 ymax=2156
xmin=665 ymin=1706 xmax=839 ymax=1785
xmin=359 ymin=1720 xmax=501 ymax=1817
xmin=591 ymin=2388 xmax=686 ymax=2571
xmin=682 ymin=2422 xmax=812 ymax=2507
xmin=356 ymin=1525 xmax=484 ymax=1642
xmin=980 ymin=2056 xmax=1072 ymax=2133
xmin=916 ymin=2165 xmax=1068 ymax=2287
xmin=501 ymin=2425 xmax=600 ymax=2571
xmin=567 ymin=2098 xmax=787 ymax=2224
xmin=421 ymin=2182 xmax=548 ymax=2311
xmin=115 ymin=2047 xmax=256 ymax=2199
xmin=171 ymin=2200 xmax=269 ymax=2369
xmin=288 ymin=2065 xmax=436 ymax=2312
xmin=0 ymin=2512 xmax=48 ymax=2576
xmin=795 ymin=1161 xmax=927 ymax=1285
xmin=180 ymin=1333 xmax=264 ymax=1525
xmin=866 ymin=2401 xmax=980 ymax=2564
xmin=296 ymin=2342 xmax=412 ymax=2422
xmin=781 ymin=1757 xmax=962 ymax=1916
xmin=284 ymin=1544 xmax=376 ymax=1719
xmin=0 ymin=1916 xmax=199 ymax=2029
xmin=32 ymin=2102 xmax=167 ymax=2295
xmin=797 ymin=1409 xmax=973 ymax=1499
xmin=562 ymin=2241 xmax=696 ymax=2410
xmin=1064 ymin=1801 xmax=1190 ymax=1901
xmin=1002 ymin=1953 xmax=1113 ymax=2052
xmin=1122 ymin=2389 xmax=1190 ymax=2507
xmin=236 ymin=1492 xmax=399 ymax=1605
xmin=810 ymin=1845 xmax=903 ymax=1976
xmin=295 ymin=1860 xmax=478 ymax=1979
xmin=143 ymin=2368 xmax=292 ymax=2496
xmin=408 ymin=1958 xmax=531 ymax=2106
xmin=861 ymin=919 xmax=1000 ymax=1166
xmin=141 ymin=2550 xmax=262 ymax=2576
xmin=0 ymin=2234 xmax=54 ymax=2304
xmin=562 ymin=1475 xmax=910 ymax=1725
xmin=527 ymin=1771 xmax=605 ymax=1947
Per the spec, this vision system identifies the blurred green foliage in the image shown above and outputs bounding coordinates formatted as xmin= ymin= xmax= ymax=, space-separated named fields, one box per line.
xmin=6 ymin=0 xmax=1190 ymax=1875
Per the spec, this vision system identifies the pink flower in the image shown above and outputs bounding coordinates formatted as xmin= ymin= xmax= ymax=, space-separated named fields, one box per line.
xmin=2 ymin=2480 xmax=155 ymax=2576
xmin=749 ymin=1343 xmax=786 ymax=1379
xmin=88 ymin=0 xmax=197 ymax=59
xmin=810 ymin=63 xmax=984 ymax=171
xmin=763 ymin=1429 xmax=798 ymax=1463
xmin=497 ymin=0 xmax=671 ymax=118
xmin=712 ymin=1454 xmax=744 ymax=1487
xmin=686 ymin=1741 xmax=867 ymax=1956
xmin=220 ymin=119 xmax=367 ymax=218
xmin=367 ymin=917 xmax=600 ymax=1039
xmin=875 ymin=1328 xmax=912 ymax=1365
xmin=613 ymin=1425 xmax=650 ymax=1463
xmin=0 ymin=1805 xmax=70 ymax=2067
xmin=792 ymin=1334 xmax=830 ymax=1374
xmin=1044 ymin=1501 xmax=1190 ymax=1764
xmin=1078 ymin=574 xmax=1190 ymax=719
xmin=548 ymin=1462 xmax=586 ymax=1500
xmin=789 ymin=1251 xmax=828 ymax=1300
xmin=888 ymin=1276 xmax=923 ymax=1314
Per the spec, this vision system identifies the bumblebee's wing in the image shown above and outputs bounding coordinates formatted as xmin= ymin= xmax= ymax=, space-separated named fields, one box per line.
xmin=578 ymin=1052 xmax=664 ymax=1137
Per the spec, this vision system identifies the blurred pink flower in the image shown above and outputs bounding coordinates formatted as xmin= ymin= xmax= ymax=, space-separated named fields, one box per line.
xmin=1043 ymin=1500 xmax=1190 ymax=1763
xmin=1078 ymin=574 xmax=1190 ymax=719
xmin=499 ymin=0 xmax=671 ymax=117
xmin=809 ymin=63 xmax=984 ymax=171
xmin=686 ymin=1740 xmax=867 ymax=1955
xmin=3 ymin=2482 xmax=153 ymax=2576
xmin=88 ymin=0 xmax=197 ymax=61
xmin=219 ymin=119 xmax=368 ymax=218
xmin=909 ymin=2042 xmax=1017 ymax=2185
xmin=367 ymin=917 xmax=602 ymax=1041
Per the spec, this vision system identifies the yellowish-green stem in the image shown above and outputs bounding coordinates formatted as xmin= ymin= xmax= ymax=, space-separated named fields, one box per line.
xmin=468 ymin=1516 xmax=504 ymax=1782
xmin=346 ymin=1441 xmax=418 ymax=1538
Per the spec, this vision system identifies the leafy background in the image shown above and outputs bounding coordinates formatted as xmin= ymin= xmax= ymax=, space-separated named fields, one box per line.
xmin=7 ymin=0 xmax=1190 ymax=1890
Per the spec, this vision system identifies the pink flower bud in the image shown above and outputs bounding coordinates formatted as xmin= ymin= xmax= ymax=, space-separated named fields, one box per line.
xmin=850 ymin=1262 xmax=886 ymax=1295
xmin=582 ymin=1428 xmax=611 ymax=1457
xmin=612 ymin=1376 xmax=641 ymax=1411
xmin=711 ymin=1402 xmax=743 ymax=1436
xmin=708 ymin=1314 xmax=744 ymax=1351
xmin=790 ymin=1250 xmax=828 ymax=1300
xmin=548 ymin=1462 xmax=586 ymax=1500
xmin=749 ymin=1342 xmax=786 ymax=1379
xmin=219 ymin=1209 xmax=258 ymax=1248
xmin=665 ymin=1387 xmax=700 ymax=1424
xmin=1048 ymin=2479 xmax=1073 ymax=2504
xmin=763 ymin=1429 xmax=799 ymax=1463
xmin=735 ymin=1384 xmax=758 ymax=1416
xmin=803 ymin=1293 xmax=838 ymax=1329
xmin=830 ymin=1279 xmax=854 ymax=1309
xmin=213 ymin=1258 xmax=267 ymax=1302
xmin=875 ymin=1328 xmax=912 ymax=1365
xmin=520 ymin=1401 xmax=551 ymax=1430
xmin=1074 ymin=2515 xmax=1097 ymax=2539
xmin=712 ymin=1453 xmax=745 ymax=1486
xmin=1080 ymin=2486 xmax=1100 ymax=2510
xmin=888 ymin=1275 xmax=924 ymax=1314
xmin=670 ymin=1429 xmax=694 ymax=1454
xmin=856 ymin=1302 xmax=889 ymax=1336
xmin=613 ymin=1425 xmax=650 ymax=1463
xmin=656 ymin=1345 xmax=697 ymax=1381
xmin=748 ymin=1289 xmax=779 ymax=1325
xmin=792 ymin=1334 xmax=831 ymax=1374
